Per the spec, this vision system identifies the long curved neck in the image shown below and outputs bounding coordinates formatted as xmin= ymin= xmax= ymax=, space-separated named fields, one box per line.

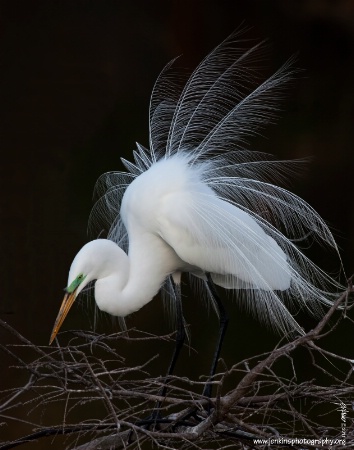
xmin=94 ymin=236 xmax=181 ymax=317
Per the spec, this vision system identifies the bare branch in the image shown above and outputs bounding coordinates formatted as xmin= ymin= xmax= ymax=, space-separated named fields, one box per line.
xmin=1 ymin=282 xmax=353 ymax=449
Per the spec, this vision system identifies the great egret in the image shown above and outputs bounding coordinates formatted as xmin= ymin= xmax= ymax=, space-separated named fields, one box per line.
xmin=50 ymin=33 xmax=344 ymax=351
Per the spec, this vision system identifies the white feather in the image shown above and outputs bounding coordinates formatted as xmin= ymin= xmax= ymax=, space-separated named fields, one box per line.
xmin=85 ymin=32 xmax=344 ymax=335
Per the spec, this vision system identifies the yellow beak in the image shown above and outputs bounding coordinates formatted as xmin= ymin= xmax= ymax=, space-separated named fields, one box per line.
xmin=49 ymin=290 xmax=77 ymax=345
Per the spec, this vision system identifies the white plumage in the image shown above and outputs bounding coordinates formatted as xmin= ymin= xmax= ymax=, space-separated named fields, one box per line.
xmin=50 ymin=33 xmax=344 ymax=345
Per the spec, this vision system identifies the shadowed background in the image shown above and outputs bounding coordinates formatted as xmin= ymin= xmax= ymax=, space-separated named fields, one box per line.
xmin=1 ymin=0 xmax=354 ymax=447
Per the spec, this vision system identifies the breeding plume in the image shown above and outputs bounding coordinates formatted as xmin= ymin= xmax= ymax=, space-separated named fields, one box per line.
xmin=50 ymin=33 xmax=343 ymax=346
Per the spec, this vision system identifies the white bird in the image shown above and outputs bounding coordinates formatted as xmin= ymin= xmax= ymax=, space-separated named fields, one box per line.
xmin=50 ymin=32 xmax=344 ymax=347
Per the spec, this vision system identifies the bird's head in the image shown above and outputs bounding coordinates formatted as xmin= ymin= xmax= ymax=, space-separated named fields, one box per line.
xmin=49 ymin=239 xmax=121 ymax=345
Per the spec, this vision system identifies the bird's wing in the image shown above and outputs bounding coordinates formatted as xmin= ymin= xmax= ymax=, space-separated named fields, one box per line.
xmin=157 ymin=187 xmax=306 ymax=335
xmin=158 ymin=187 xmax=291 ymax=291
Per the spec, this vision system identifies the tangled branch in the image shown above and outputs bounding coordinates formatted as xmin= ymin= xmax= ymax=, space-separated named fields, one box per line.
xmin=0 ymin=279 xmax=353 ymax=449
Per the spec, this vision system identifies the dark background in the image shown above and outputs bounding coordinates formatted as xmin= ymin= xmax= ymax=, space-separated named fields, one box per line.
xmin=1 ymin=0 xmax=354 ymax=446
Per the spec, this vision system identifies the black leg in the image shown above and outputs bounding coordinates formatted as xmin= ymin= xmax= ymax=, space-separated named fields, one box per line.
xmin=203 ymin=273 xmax=229 ymax=398
xmin=170 ymin=273 xmax=229 ymax=425
xmin=161 ymin=281 xmax=186 ymax=397
xmin=138 ymin=277 xmax=186 ymax=426
xmin=137 ymin=274 xmax=226 ymax=431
